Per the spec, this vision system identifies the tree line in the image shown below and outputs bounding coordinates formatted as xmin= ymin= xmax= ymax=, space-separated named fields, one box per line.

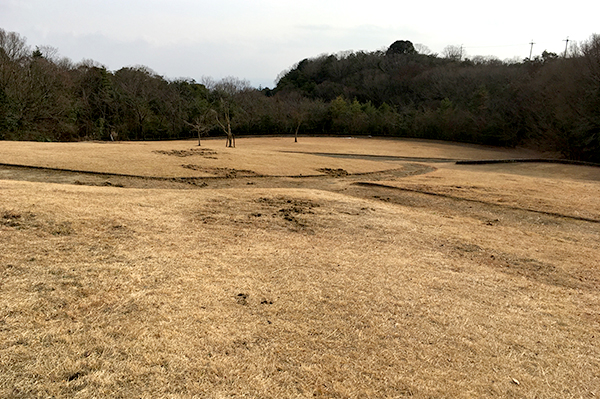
xmin=272 ymin=38 xmax=600 ymax=162
xmin=1 ymin=28 xmax=599 ymax=161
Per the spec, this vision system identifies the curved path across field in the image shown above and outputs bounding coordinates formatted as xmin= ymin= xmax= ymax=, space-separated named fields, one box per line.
xmin=0 ymin=160 xmax=436 ymax=189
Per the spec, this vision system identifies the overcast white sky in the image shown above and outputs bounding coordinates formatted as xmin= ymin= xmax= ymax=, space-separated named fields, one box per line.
xmin=1 ymin=0 xmax=598 ymax=88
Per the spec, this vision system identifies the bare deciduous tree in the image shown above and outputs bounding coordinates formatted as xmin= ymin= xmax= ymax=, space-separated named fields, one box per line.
xmin=203 ymin=76 xmax=252 ymax=147
xmin=280 ymin=92 xmax=310 ymax=142
xmin=442 ymin=45 xmax=464 ymax=61
xmin=185 ymin=109 xmax=212 ymax=146
xmin=213 ymin=99 xmax=235 ymax=147
xmin=0 ymin=28 xmax=30 ymax=63
xmin=414 ymin=43 xmax=433 ymax=55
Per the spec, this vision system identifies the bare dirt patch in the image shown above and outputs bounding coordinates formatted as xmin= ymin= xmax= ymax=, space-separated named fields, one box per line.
xmin=0 ymin=137 xmax=599 ymax=398
xmin=317 ymin=167 xmax=349 ymax=176
xmin=181 ymin=165 xmax=259 ymax=178
xmin=153 ymin=147 xmax=218 ymax=158
xmin=255 ymin=196 xmax=321 ymax=231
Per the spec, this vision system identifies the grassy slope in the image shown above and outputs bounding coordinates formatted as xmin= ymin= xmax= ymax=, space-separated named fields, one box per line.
xmin=1 ymin=138 xmax=599 ymax=398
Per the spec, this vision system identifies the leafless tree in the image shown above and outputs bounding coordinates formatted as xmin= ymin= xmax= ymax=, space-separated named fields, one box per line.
xmin=414 ymin=43 xmax=433 ymax=55
xmin=213 ymin=99 xmax=235 ymax=147
xmin=280 ymin=92 xmax=310 ymax=142
xmin=0 ymin=28 xmax=30 ymax=63
xmin=203 ymin=76 xmax=252 ymax=147
xmin=184 ymin=109 xmax=213 ymax=146
xmin=580 ymin=34 xmax=600 ymax=77
xmin=442 ymin=45 xmax=464 ymax=61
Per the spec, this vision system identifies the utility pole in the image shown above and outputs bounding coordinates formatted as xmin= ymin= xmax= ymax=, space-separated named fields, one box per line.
xmin=563 ymin=36 xmax=570 ymax=58
xmin=529 ymin=40 xmax=535 ymax=60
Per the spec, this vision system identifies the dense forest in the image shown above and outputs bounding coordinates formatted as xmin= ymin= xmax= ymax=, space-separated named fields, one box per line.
xmin=1 ymin=28 xmax=599 ymax=162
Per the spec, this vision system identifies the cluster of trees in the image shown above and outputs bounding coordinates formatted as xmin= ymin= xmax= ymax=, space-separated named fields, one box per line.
xmin=273 ymin=38 xmax=600 ymax=161
xmin=1 ymin=28 xmax=600 ymax=161
xmin=0 ymin=28 xmax=242 ymax=144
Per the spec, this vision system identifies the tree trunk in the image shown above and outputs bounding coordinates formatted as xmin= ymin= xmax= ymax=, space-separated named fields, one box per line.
xmin=225 ymin=115 xmax=235 ymax=147
xmin=215 ymin=99 xmax=235 ymax=148
xmin=294 ymin=120 xmax=301 ymax=143
xmin=226 ymin=129 xmax=235 ymax=147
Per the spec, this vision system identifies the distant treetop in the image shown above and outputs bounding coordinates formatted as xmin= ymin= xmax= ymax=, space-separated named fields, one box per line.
xmin=386 ymin=40 xmax=417 ymax=56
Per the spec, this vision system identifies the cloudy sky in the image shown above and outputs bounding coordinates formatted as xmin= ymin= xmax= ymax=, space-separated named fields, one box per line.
xmin=1 ymin=0 xmax=598 ymax=88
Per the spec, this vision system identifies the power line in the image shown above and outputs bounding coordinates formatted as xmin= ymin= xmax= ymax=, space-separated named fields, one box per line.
xmin=464 ymin=43 xmax=530 ymax=49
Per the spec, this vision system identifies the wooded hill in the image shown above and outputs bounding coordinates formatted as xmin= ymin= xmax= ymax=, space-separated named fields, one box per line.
xmin=1 ymin=28 xmax=599 ymax=162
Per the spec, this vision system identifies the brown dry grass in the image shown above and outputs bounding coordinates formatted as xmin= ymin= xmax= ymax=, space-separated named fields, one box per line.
xmin=0 ymin=137 xmax=542 ymax=177
xmin=1 ymin=137 xmax=599 ymax=398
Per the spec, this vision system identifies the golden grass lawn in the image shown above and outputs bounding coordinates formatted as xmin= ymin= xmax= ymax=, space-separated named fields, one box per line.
xmin=1 ymin=137 xmax=599 ymax=398
xmin=0 ymin=137 xmax=543 ymax=177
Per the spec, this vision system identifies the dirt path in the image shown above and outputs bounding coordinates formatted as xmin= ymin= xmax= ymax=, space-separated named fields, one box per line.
xmin=0 ymin=161 xmax=437 ymax=190
xmin=3 ymin=159 xmax=599 ymax=224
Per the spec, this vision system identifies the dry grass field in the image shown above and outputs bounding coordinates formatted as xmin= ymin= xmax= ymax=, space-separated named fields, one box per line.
xmin=1 ymin=137 xmax=599 ymax=398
